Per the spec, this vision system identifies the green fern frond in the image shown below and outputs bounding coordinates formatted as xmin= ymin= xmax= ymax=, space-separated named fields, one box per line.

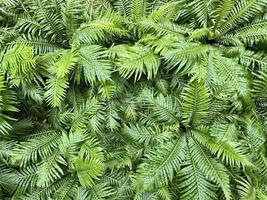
xmin=136 ymin=135 xmax=186 ymax=190
xmin=72 ymin=12 xmax=128 ymax=46
xmin=132 ymin=0 xmax=147 ymax=20
xmin=242 ymin=117 xmax=265 ymax=152
xmin=189 ymin=0 xmax=210 ymax=27
xmin=16 ymin=35 xmax=61 ymax=54
xmin=79 ymin=137 xmax=104 ymax=161
xmin=36 ymin=152 xmax=66 ymax=187
xmin=137 ymin=18 xmax=188 ymax=36
xmin=210 ymin=122 xmax=239 ymax=142
xmin=21 ymin=82 xmax=44 ymax=104
xmin=61 ymin=0 xmax=84 ymax=38
xmin=74 ymin=158 xmax=104 ymax=187
xmin=15 ymin=165 xmax=38 ymax=191
xmin=239 ymin=50 xmax=267 ymax=68
xmin=1 ymin=0 xmax=267 ymax=199
xmin=1 ymin=0 xmax=21 ymax=7
xmin=44 ymin=75 xmax=69 ymax=107
xmin=236 ymin=177 xmax=256 ymax=200
xmin=179 ymin=147 xmax=216 ymax=200
xmin=77 ymin=45 xmax=112 ymax=84
xmin=228 ymin=21 xmax=267 ymax=45
xmin=0 ymin=117 xmax=13 ymax=135
xmin=88 ymin=109 xmax=106 ymax=133
xmin=112 ymin=44 xmax=160 ymax=80
xmin=253 ymin=153 xmax=267 ymax=177
xmin=123 ymin=124 xmax=172 ymax=146
xmin=188 ymin=137 xmax=232 ymax=200
xmin=32 ymin=0 xmax=66 ymax=41
xmin=0 ymin=164 xmax=16 ymax=191
xmin=149 ymin=1 xmax=181 ymax=22
xmin=16 ymin=17 xmax=43 ymax=36
xmin=209 ymin=52 xmax=250 ymax=96
xmin=161 ymin=42 xmax=208 ymax=74
xmin=50 ymin=49 xmax=78 ymax=77
xmin=0 ymin=72 xmax=17 ymax=135
xmin=0 ymin=140 xmax=15 ymax=161
xmin=141 ymin=89 xmax=180 ymax=124
xmin=87 ymin=183 xmax=114 ymax=200
xmin=54 ymin=176 xmax=78 ymax=200
xmin=2 ymin=43 xmax=36 ymax=84
xmin=105 ymin=100 xmax=120 ymax=130
xmin=140 ymin=34 xmax=186 ymax=54
xmin=21 ymin=175 xmax=74 ymax=200
xmin=70 ymin=97 xmax=103 ymax=132
xmin=11 ymin=130 xmax=61 ymax=166
xmin=59 ymin=132 xmax=87 ymax=160
xmin=212 ymin=0 xmax=234 ymax=30
xmin=192 ymin=129 xmax=251 ymax=167
xmin=252 ymin=67 xmax=267 ymax=98
xmin=188 ymin=28 xmax=211 ymax=41
xmin=74 ymin=186 xmax=89 ymax=200
xmin=182 ymin=81 xmax=210 ymax=126
xmin=113 ymin=0 xmax=132 ymax=16
xmin=218 ymin=0 xmax=266 ymax=34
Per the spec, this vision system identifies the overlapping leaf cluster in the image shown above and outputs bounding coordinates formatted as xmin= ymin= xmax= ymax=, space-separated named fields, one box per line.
xmin=0 ymin=0 xmax=267 ymax=199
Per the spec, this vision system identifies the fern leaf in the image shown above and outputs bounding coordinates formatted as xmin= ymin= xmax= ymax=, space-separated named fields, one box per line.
xmin=192 ymin=129 xmax=251 ymax=167
xmin=189 ymin=137 xmax=232 ymax=200
xmin=137 ymin=18 xmax=188 ymax=36
xmin=36 ymin=152 xmax=66 ymax=187
xmin=253 ymin=67 xmax=267 ymax=98
xmin=50 ymin=49 xmax=78 ymax=78
xmin=136 ymin=135 xmax=186 ymax=190
xmin=15 ymin=165 xmax=38 ymax=191
xmin=141 ymin=89 xmax=180 ymax=124
xmin=11 ymin=130 xmax=61 ymax=166
xmin=189 ymin=0 xmax=210 ymax=27
xmin=72 ymin=12 xmax=128 ymax=46
xmin=132 ymin=0 xmax=147 ymax=20
xmin=239 ymin=50 xmax=267 ymax=68
xmin=236 ymin=177 xmax=256 ymax=200
xmin=228 ymin=21 xmax=267 ymax=45
xmin=105 ymin=100 xmax=120 ymax=130
xmin=87 ymin=183 xmax=114 ymax=199
xmin=113 ymin=0 xmax=132 ymax=16
xmin=75 ymin=158 xmax=104 ymax=187
xmin=179 ymin=148 xmax=216 ymax=200
xmin=212 ymin=0 xmax=234 ymax=30
xmin=161 ymin=42 xmax=208 ymax=74
xmin=218 ymin=0 xmax=266 ymax=34
xmin=113 ymin=44 xmax=160 ymax=80
xmin=149 ymin=2 xmax=181 ymax=22
xmin=78 ymin=45 xmax=112 ymax=84
xmin=182 ymin=81 xmax=210 ymax=126
xmin=79 ymin=137 xmax=104 ymax=161
xmin=2 ymin=43 xmax=36 ymax=84
xmin=210 ymin=123 xmax=239 ymax=142
xmin=124 ymin=124 xmax=171 ymax=146
xmin=62 ymin=0 xmax=84 ymax=37
xmin=44 ymin=75 xmax=69 ymax=107
xmin=54 ymin=176 xmax=78 ymax=200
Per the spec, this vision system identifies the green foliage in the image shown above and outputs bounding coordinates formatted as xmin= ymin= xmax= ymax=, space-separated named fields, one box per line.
xmin=182 ymin=81 xmax=210 ymax=126
xmin=77 ymin=45 xmax=112 ymax=84
xmin=136 ymin=135 xmax=186 ymax=190
xmin=0 ymin=0 xmax=267 ymax=199
xmin=110 ymin=44 xmax=160 ymax=80
xmin=2 ymin=44 xmax=36 ymax=84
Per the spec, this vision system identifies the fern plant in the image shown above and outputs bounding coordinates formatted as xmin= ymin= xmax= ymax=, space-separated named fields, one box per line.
xmin=0 ymin=0 xmax=267 ymax=199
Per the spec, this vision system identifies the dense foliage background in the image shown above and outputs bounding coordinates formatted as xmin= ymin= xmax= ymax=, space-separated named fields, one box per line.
xmin=0 ymin=0 xmax=267 ymax=199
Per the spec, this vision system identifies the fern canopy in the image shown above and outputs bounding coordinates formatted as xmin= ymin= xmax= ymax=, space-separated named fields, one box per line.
xmin=0 ymin=0 xmax=267 ymax=199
